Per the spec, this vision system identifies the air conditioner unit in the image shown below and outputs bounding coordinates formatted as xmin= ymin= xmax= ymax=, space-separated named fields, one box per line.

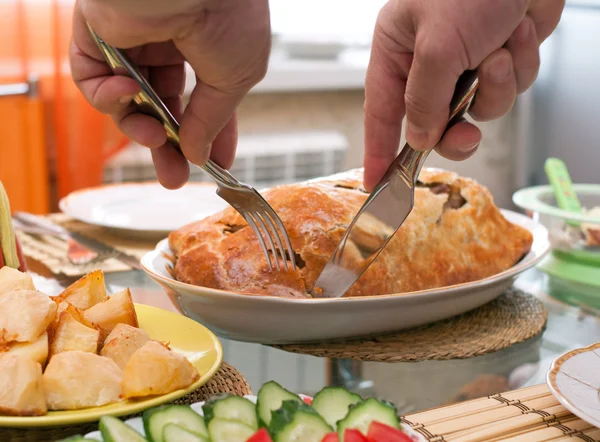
xmin=104 ymin=131 xmax=349 ymax=187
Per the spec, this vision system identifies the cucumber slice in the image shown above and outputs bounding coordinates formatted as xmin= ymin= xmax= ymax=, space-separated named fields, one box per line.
xmin=143 ymin=405 xmax=207 ymax=442
xmin=163 ymin=423 xmax=208 ymax=442
xmin=208 ymin=418 xmax=256 ymax=442
xmin=337 ymin=397 xmax=400 ymax=440
xmin=256 ymin=381 xmax=303 ymax=427
xmin=269 ymin=400 xmax=332 ymax=442
xmin=99 ymin=415 xmax=148 ymax=442
xmin=311 ymin=387 xmax=362 ymax=428
xmin=202 ymin=394 xmax=258 ymax=430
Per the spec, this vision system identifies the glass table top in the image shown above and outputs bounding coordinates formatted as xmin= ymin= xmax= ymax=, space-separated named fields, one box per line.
xmin=39 ymin=267 xmax=600 ymax=415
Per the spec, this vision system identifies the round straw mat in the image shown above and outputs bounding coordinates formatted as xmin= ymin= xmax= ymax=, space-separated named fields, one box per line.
xmin=3 ymin=362 xmax=251 ymax=442
xmin=272 ymin=288 xmax=547 ymax=362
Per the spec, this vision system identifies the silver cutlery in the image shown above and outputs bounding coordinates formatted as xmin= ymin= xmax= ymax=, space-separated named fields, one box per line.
xmin=87 ymin=25 xmax=296 ymax=272
xmin=13 ymin=212 xmax=142 ymax=270
xmin=313 ymin=71 xmax=480 ymax=298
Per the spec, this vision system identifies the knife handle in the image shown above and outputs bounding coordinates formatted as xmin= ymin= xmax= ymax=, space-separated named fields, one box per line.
xmin=394 ymin=70 xmax=480 ymax=183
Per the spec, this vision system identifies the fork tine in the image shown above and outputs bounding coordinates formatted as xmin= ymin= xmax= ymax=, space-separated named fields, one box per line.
xmin=252 ymin=212 xmax=281 ymax=272
xmin=244 ymin=213 xmax=274 ymax=272
xmin=256 ymin=212 xmax=287 ymax=272
xmin=259 ymin=211 xmax=290 ymax=272
xmin=264 ymin=207 xmax=297 ymax=271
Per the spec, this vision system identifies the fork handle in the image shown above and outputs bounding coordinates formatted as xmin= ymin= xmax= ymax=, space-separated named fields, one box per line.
xmin=13 ymin=212 xmax=69 ymax=237
xmin=392 ymin=70 xmax=479 ymax=184
xmin=87 ymin=24 xmax=239 ymax=188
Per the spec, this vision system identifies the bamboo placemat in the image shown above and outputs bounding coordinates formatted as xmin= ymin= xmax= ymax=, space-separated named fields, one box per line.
xmin=402 ymin=383 xmax=599 ymax=441
xmin=273 ymin=288 xmax=547 ymax=362
xmin=1 ymin=362 xmax=251 ymax=442
xmin=18 ymin=214 xmax=159 ymax=277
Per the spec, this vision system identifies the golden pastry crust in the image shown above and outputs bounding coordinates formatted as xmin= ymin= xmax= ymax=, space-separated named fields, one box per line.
xmin=169 ymin=169 xmax=533 ymax=298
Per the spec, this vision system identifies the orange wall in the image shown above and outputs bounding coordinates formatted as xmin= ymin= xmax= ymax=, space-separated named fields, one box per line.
xmin=0 ymin=0 xmax=127 ymax=213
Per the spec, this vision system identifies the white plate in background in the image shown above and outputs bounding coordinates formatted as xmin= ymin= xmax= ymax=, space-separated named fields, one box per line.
xmin=59 ymin=182 xmax=227 ymax=238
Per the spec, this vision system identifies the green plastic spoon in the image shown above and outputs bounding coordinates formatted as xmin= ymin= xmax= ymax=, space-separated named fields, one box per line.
xmin=544 ymin=157 xmax=582 ymax=227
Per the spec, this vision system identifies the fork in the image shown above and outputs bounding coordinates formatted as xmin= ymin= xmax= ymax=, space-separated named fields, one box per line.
xmin=87 ymin=25 xmax=296 ymax=272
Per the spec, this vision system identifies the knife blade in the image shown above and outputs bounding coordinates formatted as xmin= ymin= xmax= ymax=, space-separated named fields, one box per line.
xmin=312 ymin=71 xmax=479 ymax=298
xmin=13 ymin=212 xmax=143 ymax=270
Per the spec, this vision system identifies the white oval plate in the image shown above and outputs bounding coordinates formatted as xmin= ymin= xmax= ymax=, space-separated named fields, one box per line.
xmin=84 ymin=395 xmax=426 ymax=441
xmin=547 ymin=343 xmax=600 ymax=428
xmin=142 ymin=210 xmax=549 ymax=344
xmin=59 ymin=182 xmax=227 ymax=238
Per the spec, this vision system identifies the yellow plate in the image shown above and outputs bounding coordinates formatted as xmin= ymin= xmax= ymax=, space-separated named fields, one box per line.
xmin=0 ymin=304 xmax=223 ymax=428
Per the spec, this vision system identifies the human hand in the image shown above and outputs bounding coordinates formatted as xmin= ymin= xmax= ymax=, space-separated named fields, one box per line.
xmin=70 ymin=0 xmax=271 ymax=189
xmin=363 ymin=0 xmax=564 ymax=190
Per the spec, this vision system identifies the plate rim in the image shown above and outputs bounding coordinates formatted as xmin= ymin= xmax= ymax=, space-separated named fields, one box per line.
xmin=513 ymin=184 xmax=600 ymax=224
xmin=142 ymin=209 xmax=550 ymax=304
xmin=546 ymin=342 xmax=600 ymax=428
xmin=59 ymin=181 xmax=219 ymax=234
xmin=0 ymin=303 xmax=223 ymax=428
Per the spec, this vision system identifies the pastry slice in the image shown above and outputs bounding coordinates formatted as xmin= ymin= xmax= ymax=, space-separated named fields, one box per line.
xmin=170 ymin=169 xmax=534 ymax=298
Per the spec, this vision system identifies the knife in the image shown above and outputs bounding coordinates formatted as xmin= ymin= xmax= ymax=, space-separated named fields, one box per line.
xmin=312 ymin=71 xmax=480 ymax=298
xmin=13 ymin=212 xmax=143 ymax=270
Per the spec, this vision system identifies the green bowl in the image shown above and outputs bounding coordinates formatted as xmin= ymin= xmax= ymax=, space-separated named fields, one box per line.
xmin=513 ymin=184 xmax=600 ymax=268
xmin=540 ymin=254 xmax=600 ymax=309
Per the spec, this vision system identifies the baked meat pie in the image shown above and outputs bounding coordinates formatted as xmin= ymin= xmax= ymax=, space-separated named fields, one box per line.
xmin=169 ymin=169 xmax=533 ymax=298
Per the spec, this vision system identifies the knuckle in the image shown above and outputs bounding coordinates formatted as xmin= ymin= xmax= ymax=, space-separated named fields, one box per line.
xmin=404 ymin=90 xmax=437 ymax=123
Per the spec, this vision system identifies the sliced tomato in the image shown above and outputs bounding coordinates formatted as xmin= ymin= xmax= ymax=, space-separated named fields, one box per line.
xmin=321 ymin=432 xmax=339 ymax=442
xmin=15 ymin=237 xmax=26 ymax=272
xmin=366 ymin=421 xmax=412 ymax=442
xmin=344 ymin=429 xmax=368 ymax=442
xmin=246 ymin=428 xmax=273 ymax=442
xmin=302 ymin=396 xmax=313 ymax=405
xmin=0 ymin=247 xmax=4 ymax=269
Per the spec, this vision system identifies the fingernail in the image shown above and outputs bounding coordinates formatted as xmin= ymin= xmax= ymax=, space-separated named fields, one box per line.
xmin=489 ymin=54 xmax=512 ymax=83
xmin=406 ymin=122 xmax=428 ymax=150
xmin=458 ymin=142 xmax=480 ymax=153
xmin=119 ymin=94 xmax=136 ymax=105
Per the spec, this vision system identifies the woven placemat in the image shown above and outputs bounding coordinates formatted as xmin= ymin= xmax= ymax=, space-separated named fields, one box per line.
xmin=272 ymin=288 xmax=547 ymax=362
xmin=402 ymin=383 xmax=599 ymax=441
xmin=18 ymin=214 xmax=157 ymax=277
xmin=1 ymin=362 xmax=251 ymax=442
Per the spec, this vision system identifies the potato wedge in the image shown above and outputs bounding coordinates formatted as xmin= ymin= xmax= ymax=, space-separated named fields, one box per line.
xmin=0 ymin=267 xmax=35 ymax=296
xmin=49 ymin=312 xmax=101 ymax=358
xmin=83 ymin=288 xmax=138 ymax=335
xmin=56 ymin=270 xmax=107 ymax=310
xmin=100 ymin=324 xmax=150 ymax=369
xmin=122 ymin=341 xmax=199 ymax=399
xmin=43 ymin=351 xmax=122 ymax=410
xmin=2 ymin=332 xmax=48 ymax=366
xmin=0 ymin=290 xmax=56 ymax=344
xmin=48 ymin=300 xmax=102 ymax=343
xmin=0 ymin=353 xmax=46 ymax=416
